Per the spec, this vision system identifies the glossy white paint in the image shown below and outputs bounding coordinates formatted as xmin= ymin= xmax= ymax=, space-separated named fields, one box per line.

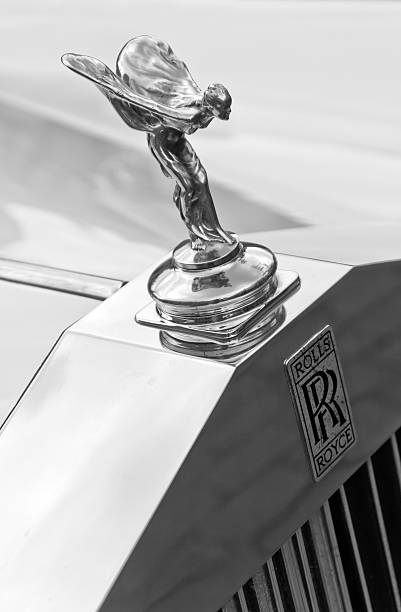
xmin=0 ymin=281 xmax=98 ymax=427
xmin=249 ymin=223 xmax=401 ymax=267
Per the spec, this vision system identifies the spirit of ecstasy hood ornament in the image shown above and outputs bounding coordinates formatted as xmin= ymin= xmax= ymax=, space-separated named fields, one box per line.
xmin=62 ymin=36 xmax=233 ymax=250
xmin=62 ymin=36 xmax=299 ymax=357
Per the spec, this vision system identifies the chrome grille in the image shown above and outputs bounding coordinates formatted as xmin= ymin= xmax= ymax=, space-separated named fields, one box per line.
xmin=219 ymin=430 xmax=401 ymax=612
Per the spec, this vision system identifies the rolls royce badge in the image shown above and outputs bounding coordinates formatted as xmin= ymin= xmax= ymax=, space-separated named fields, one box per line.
xmin=285 ymin=326 xmax=356 ymax=481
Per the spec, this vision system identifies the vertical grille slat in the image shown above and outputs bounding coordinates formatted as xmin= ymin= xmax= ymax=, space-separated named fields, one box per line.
xmin=237 ymin=587 xmax=250 ymax=612
xmin=337 ymin=484 xmax=374 ymax=612
xmin=328 ymin=487 xmax=373 ymax=612
xmin=220 ymin=427 xmax=401 ymax=612
xmin=319 ymin=501 xmax=353 ymax=611
xmin=281 ymin=540 xmax=312 ymax=610
xmin=345 ymin=464 xmax=398 ymax=610
xmin=252 ymin=566 xmax=278 ymax=612
xmin=302 ymin=509 xmax=349 ymax=611
xmin=294 ymin=527 xmax=323 ymax=611
xmin=265 ymin=559 xmax=286 ymax=612
xmin=391 ymin=435 xmax=401 ymax=492
xmin=386 ymin=435 xmax=401 ymax=586
xmin=367 ymin=458 xmax=401 ymax=611
xmin=271 ymin=550 xmax=297 ymax=612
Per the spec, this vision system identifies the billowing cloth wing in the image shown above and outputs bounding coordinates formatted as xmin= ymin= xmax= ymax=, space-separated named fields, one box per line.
xmin=62 ymin=36 xmax=203 ymax=133
xmin=116 ymin=36 xmax=202 ymax=109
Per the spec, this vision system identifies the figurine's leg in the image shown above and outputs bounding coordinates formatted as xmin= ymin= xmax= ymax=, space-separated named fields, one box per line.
xmin=176 ymin=138 xmax=234 ymax=244
xmin=173 ymin=185 xmax=200 ymax=247
xmin=148 ymin=132 xmax=209 ymax=244
xmin=173 ymin=184 xmax=201 ymax=244
xmin=148 ymin=134 xmax=200 ymax=244
xmin=156 ymin=143 xmax=216 ymax=242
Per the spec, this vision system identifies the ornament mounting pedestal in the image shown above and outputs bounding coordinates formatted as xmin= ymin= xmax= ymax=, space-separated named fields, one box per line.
xmin=135 ymin=238 xmax=300 ymax=357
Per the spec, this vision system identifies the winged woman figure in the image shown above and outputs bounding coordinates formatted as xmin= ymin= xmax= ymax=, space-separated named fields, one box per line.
xmin=62 ymin=35 xmax=234 ymax=249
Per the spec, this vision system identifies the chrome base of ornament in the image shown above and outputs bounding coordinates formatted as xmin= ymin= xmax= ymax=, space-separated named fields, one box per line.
xmin=159 ymin=304 xmax=287 ymax=360
xmin=135 ymin=269 xmax=299 ymax=345
xmin=135 ymin=237 xmax=300 ymax=355
xmin=147 ymin=237 xmax=280 ymax=325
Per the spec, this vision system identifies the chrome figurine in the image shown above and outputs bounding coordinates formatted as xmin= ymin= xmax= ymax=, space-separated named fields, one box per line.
xmin=62 ymin=36 xmax=233 ymax=250
xmin=63 ymin=36 xmax=299 ymax=357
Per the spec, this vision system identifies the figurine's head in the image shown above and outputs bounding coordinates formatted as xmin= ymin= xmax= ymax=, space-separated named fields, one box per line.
xmin=203 ymin=83 xmax=232 ymax=120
